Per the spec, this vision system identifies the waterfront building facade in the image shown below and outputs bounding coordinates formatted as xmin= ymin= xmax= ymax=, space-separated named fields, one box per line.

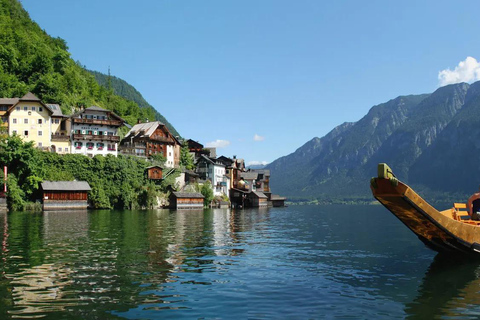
xmin=119 ymin=121 xmax=181 ymax=168
xmin=71 ymin=106 xmax=123 ymax=157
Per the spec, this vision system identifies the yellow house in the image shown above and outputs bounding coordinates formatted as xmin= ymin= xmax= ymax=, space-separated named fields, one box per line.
xmin=6 ymin=92 xmax=54 ymax=149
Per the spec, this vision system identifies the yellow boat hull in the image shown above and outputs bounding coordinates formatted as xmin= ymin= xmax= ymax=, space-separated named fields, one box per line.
xmin=371 ymin=164 xmax=480 ymax=255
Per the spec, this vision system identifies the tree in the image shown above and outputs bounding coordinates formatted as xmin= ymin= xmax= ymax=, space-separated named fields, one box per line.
xmin=180 ymin=141 xmax=195 ymax=170
xmin=200 ymin=181 xmax=214 ymax=208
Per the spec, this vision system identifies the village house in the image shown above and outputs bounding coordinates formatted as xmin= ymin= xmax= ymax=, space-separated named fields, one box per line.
xmin=71 ymin=106 xmax=124 ymax=157
xmin=3 ymin=92 xmax=60 ymax=150
xmin=196 ymin=155 xmax=230 ymax=196
xmin=119 ymin=121 xmax=181 ymax=168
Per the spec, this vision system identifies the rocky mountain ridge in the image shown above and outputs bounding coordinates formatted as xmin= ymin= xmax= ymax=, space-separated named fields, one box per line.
xmin=267 ymin=82 xmax=480 ymax=202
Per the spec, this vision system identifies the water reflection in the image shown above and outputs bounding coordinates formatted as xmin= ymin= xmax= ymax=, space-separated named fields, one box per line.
xmin=406 ymin=255 xmax=480 ymax=319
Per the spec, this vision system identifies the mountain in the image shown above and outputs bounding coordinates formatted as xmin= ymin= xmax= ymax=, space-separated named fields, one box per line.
xmin=267 ymin=82 xmax=480 ymax=202
xmin=89 ymin=70 xmax=179 ymax=137
xmin=0 ymin=0 xmax=177 ymax=131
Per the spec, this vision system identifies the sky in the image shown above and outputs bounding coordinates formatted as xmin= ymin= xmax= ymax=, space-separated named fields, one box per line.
xmin=20 ymin=0 xmax=480 ymax=166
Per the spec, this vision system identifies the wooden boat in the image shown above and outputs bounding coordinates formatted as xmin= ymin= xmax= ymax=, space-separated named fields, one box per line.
xmin=371 ymin=163 xmax=480 ymax=255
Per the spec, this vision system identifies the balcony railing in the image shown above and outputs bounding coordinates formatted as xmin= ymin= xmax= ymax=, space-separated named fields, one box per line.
xmin=150 ymin=135 xmax=172 ymax=143
xmin=73 ymin=134 xmax=120 ymax=142
xmin=51 ymin=134 xmax=70 ymax=141
xmin=73 ymin=118 xmax=123 ymax=126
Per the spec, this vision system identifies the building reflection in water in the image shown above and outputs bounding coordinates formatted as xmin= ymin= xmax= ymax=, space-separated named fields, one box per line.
xmin=5 ymin=211 xmax=89 ymax=318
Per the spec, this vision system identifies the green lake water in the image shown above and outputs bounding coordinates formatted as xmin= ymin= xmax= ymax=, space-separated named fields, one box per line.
xmin=0 ymin=205 xmax=479 ymax=319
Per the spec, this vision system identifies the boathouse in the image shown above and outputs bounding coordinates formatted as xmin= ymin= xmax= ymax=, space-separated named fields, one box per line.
xmin=41 ymin=181 xmax=91 ymax=211
xmin=169 ymin=192 xmax=204 ymax=209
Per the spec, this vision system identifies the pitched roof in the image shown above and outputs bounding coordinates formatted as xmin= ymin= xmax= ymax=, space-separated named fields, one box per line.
xmin=46 ymin=104 xmax=64 ymax=117
xmin=85 ymin=106 xmax=108 ymax=112
xmin=251 ymin=191 xmax=268 ymax=199
xmin=172 ymin=192 xmax=204 ymax=199
xmin=240 ymin=172 xmax=258 ymax=180
xmin=146 ymin=165 xmax=163 ymax=170
xmin=41 ymin=181 xmax=91 ymax=191
xmin=20 ymin=92 xmax=41 ymax=101
xmin=124 ymin=121 xmax=165 ymax=139
xmin=0 ymin=98 xmax=19 ymax=105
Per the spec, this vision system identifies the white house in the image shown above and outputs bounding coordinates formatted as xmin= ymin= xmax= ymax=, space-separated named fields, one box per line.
xmin=71 ymin=106 xmax=124 ymax=157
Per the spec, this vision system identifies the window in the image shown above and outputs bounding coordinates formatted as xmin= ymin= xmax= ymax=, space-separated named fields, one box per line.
xmin=64 ymin=147 xmax=68 ymax=152
xmin=16 ymin=106 xmax=20 ymax=111
xmin=38 ymin=119 xmax=42 ymax=124
xmin=12 ymin=130 xmax=17 ymax=135
xmin=75 ymin=142 xmax=83 ymax=149
xmin=38 ymin=131 xmax=42 ymax=136
xmin=24 ymin=106 xmax=28 ymax=111
xmin=24 ymin=119 xmax=28 ymax=124
xmin=39 ymin=107 xmax=43 ymax=112
xmin=54 ymin=119 xmax=59 ymax=124
xmin=86 ymin=142 xmax=94 ymax=149
xmin=12 ymin=118 xmax=17 ymax=124
xmin=24 ymin=130 xmax=28 ymax=136
xmin=58 ymin=147 xmax=62 ymax=152
xmin=32 ymin=106 xmax=35 ymax=111
xmin=38 ymin=142 xmax=42 ymax=147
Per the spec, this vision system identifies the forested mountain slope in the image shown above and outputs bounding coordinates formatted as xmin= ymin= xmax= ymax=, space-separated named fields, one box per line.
xmin=0 ymin=0 xmax=177 ymax=130
xmin=90 ymin=70 xmax=179 ymax=136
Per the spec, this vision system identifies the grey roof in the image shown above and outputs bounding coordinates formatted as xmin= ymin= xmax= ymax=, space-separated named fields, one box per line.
xmin=146 ymin=165 xmax=163 ymax=169
xmin=251 ymin=191 xmax=268 ymax=199
xmin=172 ymin=192 xmax=204 ymax=199
xmin=20 ymin=92 xmax=41 ymax=101
xmin=41 ymin=181 xmax=91 ymax=191
xmin=270 ymin=194 xmax=286 ymax=200
xmin=46 ymin=104 xmax=64 ymax=117
xmin=251 ymin=169 xmax=270 ymax=175
xmin=124 ymin=121 xmax=166 ymax=139
xmin=0 ymin=98 xmax=19 ymax=105
xmin=85 ymin=106 xmax=108 ymax=112
xmin=240 ymin=172 xmax=258 ymax=180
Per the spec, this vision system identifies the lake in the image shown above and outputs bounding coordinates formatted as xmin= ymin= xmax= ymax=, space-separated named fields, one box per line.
xmin=0 ymin=205 xmax=479 ymax=319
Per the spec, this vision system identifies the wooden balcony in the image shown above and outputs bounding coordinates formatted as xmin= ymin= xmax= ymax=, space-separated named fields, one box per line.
xmin=73 ymin=118 xmax=123 ymax=126
xmin=151 ymin=135 xmax=172 ymax=143
xmin=73 ymin=134 xmax=120 ymax=142
xmin=51 ymin=134 xmax=70 ymax=141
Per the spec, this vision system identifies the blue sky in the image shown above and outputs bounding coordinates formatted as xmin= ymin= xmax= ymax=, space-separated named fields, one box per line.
xmin=20 ymin=0 xmax=480 ymax=165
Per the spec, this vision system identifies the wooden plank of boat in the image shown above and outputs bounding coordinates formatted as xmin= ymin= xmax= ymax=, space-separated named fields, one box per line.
xmin=370 ymin=163 xmax=480 ymax=255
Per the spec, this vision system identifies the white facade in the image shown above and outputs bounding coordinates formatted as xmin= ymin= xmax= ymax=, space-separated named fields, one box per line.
xmin=71 ymin=107 xmax=122 ymax=157
xmin=166 ymin=145 xmax=175 ymax=168
xmin=211 ymin=164 xmax=226 ymax=196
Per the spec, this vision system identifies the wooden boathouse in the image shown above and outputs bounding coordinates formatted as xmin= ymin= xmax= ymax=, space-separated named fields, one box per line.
xmin=41 ymin=181 xmax=91 ymax=211
xmin=169 ymin=192 xmax=204 ymax=209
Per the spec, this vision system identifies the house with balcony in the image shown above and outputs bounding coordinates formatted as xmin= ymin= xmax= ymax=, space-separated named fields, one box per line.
xmin=47 ymin=104 xmax=71 ymax=154
xmin=196 ymin=155 xmax=229 ymax=196
xmin=71 ymin=106 xmax=124 ymax=157
xmin=119 ymin=121 xmax=181 ymax=168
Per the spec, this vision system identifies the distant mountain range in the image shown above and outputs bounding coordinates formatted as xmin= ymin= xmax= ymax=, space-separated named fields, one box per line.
xmin=267 ymin=82 xmax=480 ymax=203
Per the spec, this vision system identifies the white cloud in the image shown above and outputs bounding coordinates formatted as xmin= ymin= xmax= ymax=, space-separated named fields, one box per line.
xmin=438 ymin=57 xmax=480 ymax=86
xmin=253 ymin=134 xmax=265 ymax=141
xmin=247 ymin=160 xmax=268 ymax=166
xmin=206 ymin=139 xmax=230 ymax=148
